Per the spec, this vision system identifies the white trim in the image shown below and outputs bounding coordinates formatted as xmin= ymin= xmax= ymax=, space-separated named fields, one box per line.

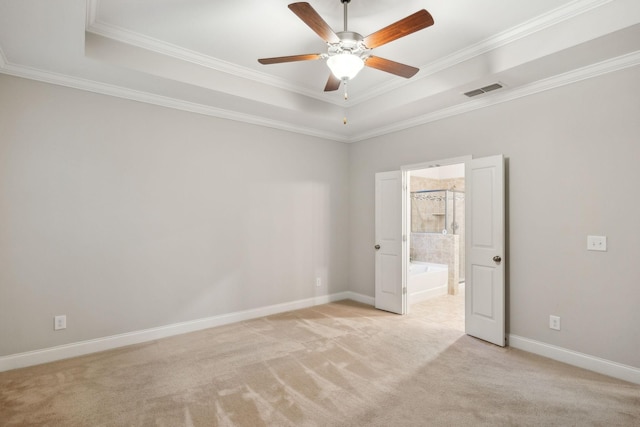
xmin=1 ymin=48 xmax=636 ymax=144
xmin=0 ymin=62 xmax=349 ymax=143
xmin=0 ymin=291 xmax=373 ymax=373
xmin=344 ymin=291 xmax=375 ymax=306
xmin=509 ymin=334 xmax=640 ymax=385
xmin=350 ymin=51 xmax=640 ymax=142
xmin=84 ymin=0 xmax=613 ymax=108
xmin=86 ymin=21 xmax=341 ymax=107
xmin=416 ymin=0 xmax=613 ymax=77
xmin=85 ymin=0 xmax=99 ymax=27
xmin=402 ymin=156 xmax=471 ymax=172
xmin=345 ymin=0 xmax=614 ymax=105
xmin=0 ymin=46 xmax=6 ymax=68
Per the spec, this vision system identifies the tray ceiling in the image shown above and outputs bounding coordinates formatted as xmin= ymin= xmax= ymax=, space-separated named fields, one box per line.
xmin=1 ymin=0 xmax=639 ymax=142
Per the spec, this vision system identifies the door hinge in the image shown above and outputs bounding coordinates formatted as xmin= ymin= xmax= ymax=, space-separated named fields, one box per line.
xmin=402 ymin=234 xmax=407 ymax=242
xmin=403 ymin=287 xmax=407 ymax=295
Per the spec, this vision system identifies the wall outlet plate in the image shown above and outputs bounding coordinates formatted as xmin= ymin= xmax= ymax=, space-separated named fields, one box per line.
xmin=54 ymin=315 xmax=67 ymax=330
xmin=549 ymin=315 xmax=561 ymax=331
xmin=587 ymin=235 xmax=607 ymax=251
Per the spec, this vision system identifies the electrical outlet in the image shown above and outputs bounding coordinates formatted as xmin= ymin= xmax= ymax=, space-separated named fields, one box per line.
xmin=54 ymin=315 xmax=67 ymax=331
xmin=315 ymin=277 xmax=321 ymax=287
xmin=587 ymin=235 xmax=607 ymax=251
xmin=549 ymin=315 xmax=560 ymax=331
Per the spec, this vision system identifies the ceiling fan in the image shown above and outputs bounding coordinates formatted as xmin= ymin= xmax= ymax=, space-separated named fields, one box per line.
xmin=258 ymin=1 xmax=434 ymax=93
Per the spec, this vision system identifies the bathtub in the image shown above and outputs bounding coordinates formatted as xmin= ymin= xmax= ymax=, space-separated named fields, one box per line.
xmin=408 ymin=261 xmax=448 ymax=304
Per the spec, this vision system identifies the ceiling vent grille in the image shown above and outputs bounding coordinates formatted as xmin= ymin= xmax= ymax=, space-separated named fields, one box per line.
xmin=464 ymin=83 xmax=503 ymax=98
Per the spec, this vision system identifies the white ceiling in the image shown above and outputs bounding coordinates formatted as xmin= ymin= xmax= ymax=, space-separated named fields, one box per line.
xmin=1 ymin=0 xmax=639 ymax=142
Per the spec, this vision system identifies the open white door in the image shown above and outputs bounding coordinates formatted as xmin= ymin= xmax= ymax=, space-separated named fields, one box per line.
xmin=374 ymin=170 xmax=405 ymax=314
xmin=465 ymin=155 xmax=505 ymax=346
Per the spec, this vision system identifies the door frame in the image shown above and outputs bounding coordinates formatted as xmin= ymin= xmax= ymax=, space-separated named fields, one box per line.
xmin=401 ymin=156 xmax=471 ymax=314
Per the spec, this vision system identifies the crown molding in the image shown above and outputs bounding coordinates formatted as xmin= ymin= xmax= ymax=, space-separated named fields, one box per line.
xmin=0 ymin=60 xmax=348 ymax=143
xmin=347 ymin=0 xmax=614 ymax=105
xmin=351 ymin=50 xmax=640 ymax=142
xmin=1 ymin=51 xmax=636 ymax=144
xmin=85 ymin=0 xmax=613 ymax=109
xmin=1 ymin=32 xmax=636 ymax=144
xmin=86 ymin=21 xmax=345 ymax=108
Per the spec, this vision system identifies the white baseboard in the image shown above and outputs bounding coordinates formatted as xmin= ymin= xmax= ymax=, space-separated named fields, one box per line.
xmin=5 ymin=297 xmax=637 ymax=387
xmin=509 ymin=334 xmax=640 ymax=385
xmin=343 ymin=291 xmax=375 ymax=306
xmin=0 ymin=291 xmax=372 ymax=373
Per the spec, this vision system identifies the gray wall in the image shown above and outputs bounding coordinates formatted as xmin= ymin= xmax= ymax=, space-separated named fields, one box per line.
xmin=0 ymin=75 xmax=349 ymax=356
xmin=348 ymin=65 xmax=640 ymax=368
xmin=2 ymin=64 xmax=639 ymax=371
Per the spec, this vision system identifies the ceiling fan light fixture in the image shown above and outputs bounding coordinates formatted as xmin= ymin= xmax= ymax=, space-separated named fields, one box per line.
xmin=327 ymin=53 xmax=364 ymax=81
xmin=258 ymin=2 xmax=434 ymax=93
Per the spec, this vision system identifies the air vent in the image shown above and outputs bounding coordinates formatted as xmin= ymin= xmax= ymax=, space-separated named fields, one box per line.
xmin=464 ymin=83 xmax=503 ymax=98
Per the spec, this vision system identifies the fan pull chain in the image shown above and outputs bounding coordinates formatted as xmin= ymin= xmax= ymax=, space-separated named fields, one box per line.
xmin=343 ymin=78 xmax=348 ymax=124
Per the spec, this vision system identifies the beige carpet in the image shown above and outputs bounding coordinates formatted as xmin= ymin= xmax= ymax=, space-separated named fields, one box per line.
xmin=1 ymin=292 xmax=639 ymax=426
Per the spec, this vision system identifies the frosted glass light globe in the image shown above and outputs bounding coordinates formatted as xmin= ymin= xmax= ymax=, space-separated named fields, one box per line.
xmin=327 ymin=53 xmax=364 ymax=80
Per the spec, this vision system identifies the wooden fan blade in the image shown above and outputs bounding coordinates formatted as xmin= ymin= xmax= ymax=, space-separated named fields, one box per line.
xmin=258 ymin=53 xmax=322 ymax=65
xmin=363 ymin=9 xmax=434 ymax=49
xmin=324 ymin=73 xmax=341 ymax=92
xmin=289 ymin=2 xmax=340 ymax=44
xmin=365 ymin=56 xmax=419 ymax=78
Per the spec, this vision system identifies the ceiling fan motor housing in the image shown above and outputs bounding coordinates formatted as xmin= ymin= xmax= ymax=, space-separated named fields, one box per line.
xmin=328 ymin=31 xmax=370 ymax=59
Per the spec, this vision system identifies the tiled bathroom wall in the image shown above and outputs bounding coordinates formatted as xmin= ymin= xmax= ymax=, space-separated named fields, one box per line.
xmin=410 ymin=175 xmax=466 ymax=288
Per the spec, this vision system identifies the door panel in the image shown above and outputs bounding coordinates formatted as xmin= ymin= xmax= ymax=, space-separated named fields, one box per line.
xmin=465 ymin=155 xmax=505 ymax=346
xmin=381 ymin=255 xmax=400 ymax=294
xmin=375 ymin=170 xmax=404 ymax=314
xmin=471 ymin=167 xmax=495 ymax=246
xmin=471 ymin=266 xmax=494 ymax=318
xmin=380 ymin=178 xmax=398 ymax=239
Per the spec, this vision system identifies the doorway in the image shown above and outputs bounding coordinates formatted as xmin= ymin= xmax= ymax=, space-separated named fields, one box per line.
xmin=407 ymin=163 xmax=466 ymax=328
xmin=375 ymin=154 xmax=505 ymax=346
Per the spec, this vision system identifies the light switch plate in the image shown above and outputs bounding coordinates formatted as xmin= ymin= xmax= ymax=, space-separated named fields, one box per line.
xmin=587 ymin=235 xmax=607 ymax=251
